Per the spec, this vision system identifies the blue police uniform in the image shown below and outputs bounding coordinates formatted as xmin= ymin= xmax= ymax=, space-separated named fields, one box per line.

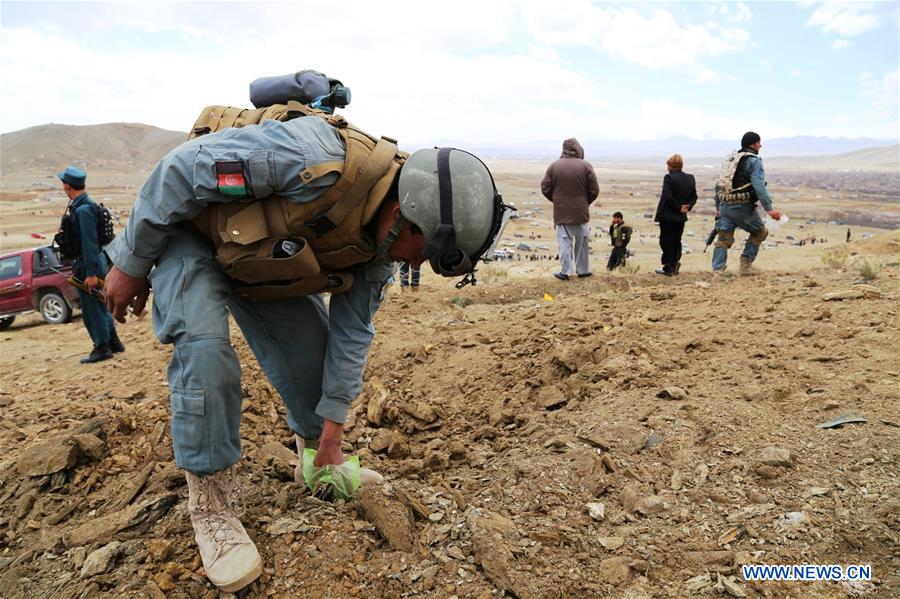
xmin=108 ymin=117 xmax=395 ymax=474
xmin=712 ymin=151 xmax=773 ymax=271
xmin=69 ymin=192 xmax=117 ymax=348
xmin=58 ymin=166 xmax=119 ymax=356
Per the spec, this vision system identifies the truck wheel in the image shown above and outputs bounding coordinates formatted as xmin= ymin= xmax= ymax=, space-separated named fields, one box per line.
xmin=0 ymin=316 xmax=14 ymax=330
xmin=39 ymin=291 xmax=72 ymax=325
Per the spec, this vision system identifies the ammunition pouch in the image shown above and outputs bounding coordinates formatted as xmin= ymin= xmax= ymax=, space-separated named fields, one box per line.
xmin=187 ymin=101 xmax=407 ymax=300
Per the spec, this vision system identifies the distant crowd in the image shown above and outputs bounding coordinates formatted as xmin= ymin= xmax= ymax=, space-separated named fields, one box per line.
xmin=540 ymin=131 xmax=785 ymax=278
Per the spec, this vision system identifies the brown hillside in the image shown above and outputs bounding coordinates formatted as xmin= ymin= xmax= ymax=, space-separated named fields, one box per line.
xmin=0 ymin=123 xmax=185 ymax=176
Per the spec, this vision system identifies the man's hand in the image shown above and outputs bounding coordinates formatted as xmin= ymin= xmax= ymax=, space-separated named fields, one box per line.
xmin=314 ymin=419 xmax=345 ymax=467
xmin=84 ymin=275 xmax=100 ymax=289
xmin=767 ymin=209 xmax=781 ymax=221
xmin=680 ymin=205 xmax=690 ymax=214
xmin=104 ymin=266 xmax=149 ymax=323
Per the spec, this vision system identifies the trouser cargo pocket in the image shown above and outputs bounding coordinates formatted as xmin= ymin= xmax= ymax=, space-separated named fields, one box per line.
xmin=170 ymin=387 xmax=208 ymax=470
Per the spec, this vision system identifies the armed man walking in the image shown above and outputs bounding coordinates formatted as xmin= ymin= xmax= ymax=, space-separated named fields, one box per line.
xmin=541 ymin=138 xmax=599 ymax=280
xmin=712 ymin=132 xmax=781 ymax=274
xmin=56 ymin=166 xmax=124 ymax=363
xmin=103 ymin=102 xmax=508 ymax=592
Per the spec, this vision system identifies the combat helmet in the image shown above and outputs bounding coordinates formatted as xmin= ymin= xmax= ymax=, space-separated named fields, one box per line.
xmin=394 ymin=148 xmax=513 ymax=285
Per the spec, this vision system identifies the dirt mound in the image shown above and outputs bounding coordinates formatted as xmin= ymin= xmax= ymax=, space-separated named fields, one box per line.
xmin=1 ymin=267 xmax=898 ymax=598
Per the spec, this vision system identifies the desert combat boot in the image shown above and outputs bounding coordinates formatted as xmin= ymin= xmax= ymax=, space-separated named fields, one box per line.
xmin=185 ymin=468 xmax=262 ymax=592
xmin=739 ymin=256 xmax=757 ymax=276
xmin=294 ymin=435 xmax=384 ymax=487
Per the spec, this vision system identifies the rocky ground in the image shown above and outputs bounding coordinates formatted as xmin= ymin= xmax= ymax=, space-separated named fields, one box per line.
xmin=0 ymin=233 xmax=898 ymax=599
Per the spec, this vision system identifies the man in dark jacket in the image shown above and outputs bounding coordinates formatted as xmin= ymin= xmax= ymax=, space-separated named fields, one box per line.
xmin=653 ymin=154 xmax=697 ymax=276
xmin=57 ymin=166 xmax=124 ymax=363
xmin=540 ymin=138 xmax=600 ymax=280
xmin=607 ymin=212 xmax=632 ymax=270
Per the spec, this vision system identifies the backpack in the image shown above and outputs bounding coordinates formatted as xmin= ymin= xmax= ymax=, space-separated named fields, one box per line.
xmin=715 ymin=151 xmax=755 ymax=205
xmin=187 ymin=100 xmax=407 ymax=300
xmin=54 ymin=201 xmax=116 ymax=261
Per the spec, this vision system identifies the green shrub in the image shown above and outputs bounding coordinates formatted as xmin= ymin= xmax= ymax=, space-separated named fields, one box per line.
xmin=856 ymin=259 xmax=879 ymax=281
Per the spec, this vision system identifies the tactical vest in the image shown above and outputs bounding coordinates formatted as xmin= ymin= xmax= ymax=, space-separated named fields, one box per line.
xmin=715 ymin=151 xmax=756 ymax=205
xmin=188 ymin=101 xmax=408 ymax=301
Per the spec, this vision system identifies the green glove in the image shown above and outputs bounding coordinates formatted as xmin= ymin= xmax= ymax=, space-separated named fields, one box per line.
xmin=302 ymin=448 xmax=361 ymax=500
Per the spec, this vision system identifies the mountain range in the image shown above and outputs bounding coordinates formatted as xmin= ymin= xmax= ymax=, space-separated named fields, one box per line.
xmin=1 ymin=123 xmax=897 ymax=175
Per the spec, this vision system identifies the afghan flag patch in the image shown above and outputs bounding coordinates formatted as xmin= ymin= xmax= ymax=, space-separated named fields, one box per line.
xmin=215 ymin=161 xmax=247 ymax=197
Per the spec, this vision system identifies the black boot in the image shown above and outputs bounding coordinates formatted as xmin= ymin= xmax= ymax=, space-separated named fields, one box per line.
xmin=80 ymin=344 xmax=113 ymax=364
xmin=110 ymin=331 xmax=125 ymax=353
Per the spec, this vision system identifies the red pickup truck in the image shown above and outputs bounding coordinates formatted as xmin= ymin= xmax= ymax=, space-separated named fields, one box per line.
xmin=0 ymin=246 xmax=80 ymax=330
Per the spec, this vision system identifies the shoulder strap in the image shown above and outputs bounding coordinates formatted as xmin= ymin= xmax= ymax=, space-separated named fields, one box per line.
xmin=302 ymin=130 xmax=399 ymax=237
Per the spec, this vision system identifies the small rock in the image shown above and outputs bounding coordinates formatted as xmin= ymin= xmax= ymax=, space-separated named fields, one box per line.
xmin=80 ymin=541 xmax=122 ymax=578
xmin=69 ymin=547 xmax=87 ymax=569
xmin=759 ymin=446 xmax=793 ymax=467
xmin=146 ymin=538 xmax=173 ymax=563
xmin=822 ymin=286 xmax=883 ymax=301
xmin=621 ymin=483 xmax=643 ymax=513
xmin=635 ymin=495 xmax=671 ymax=515
xmin=146 ymin=580 xmax=167 ymax=599
xmin=537 ymin=386 xmax=568 ymax=410
xmin=369 ymin=429 xmax=394 ymax=453
xmin=598 ymin=556 xmax=632 ymax=584
xmin=776 ymin=511 xmax=810 ymax=529
xmin=357 ymin=485 xmax=416 ymax=552
xmin=404 ymin=401 xmax=438 ymax=423
xmin=446 ymin=546 xmax=466 ymax=560
xmin=685 ymin=572 xmax=713 ymax=592
xmin=153 ymin=571 xmax=177 ymax=592
xmin=71 ymin=434 xmax=105 ymax=460
xmin=587 ymin=502 xmax=605 ymax=521
xmin=17 ymin=439 xmax=80 ymax=477
xmin=853 ymin=284 xmax=884 ymax=298
xmin=721 ymin=576 xmax=748 ymax=598
xmin=644 ymin=433 xmax=663 ymax=449
xmin=366 ymin=377 xmax=390 ymax=426
xmin=598 ymin=536 xmax=624 ymax=550
xmin=670 ymin=470 xmax=682 ymax=491
xmin=656 ymin=387 xmax=687 ymax=400
xmin=650 ymin=291 xmax=675 ymax=301
xmin=387 ymin=432 xmax=411 ymax=459
xmin=258 ymin=441 xmax=299 ymax=466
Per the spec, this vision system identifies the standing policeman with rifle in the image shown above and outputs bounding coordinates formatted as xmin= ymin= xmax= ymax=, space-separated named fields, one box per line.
xmin=55 ymin=166 xmax=124 ymax=363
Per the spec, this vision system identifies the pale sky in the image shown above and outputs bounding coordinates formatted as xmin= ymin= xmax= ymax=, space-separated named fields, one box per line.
xmin=1 ymin=1 xmax=898 ymax=147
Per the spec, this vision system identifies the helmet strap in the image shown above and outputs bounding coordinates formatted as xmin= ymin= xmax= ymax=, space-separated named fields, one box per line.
xmin=423 ymin=147 xmax=472 ymax=277
xmin=375 ymin=214 xmax=408 ymax=262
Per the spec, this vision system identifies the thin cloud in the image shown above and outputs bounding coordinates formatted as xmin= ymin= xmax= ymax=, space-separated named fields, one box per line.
xmin=860 ymin=69 xmax=900 ymax=122
xmin=522 ymin=2 xmax=749 ymax=80
xmin=806 ymin=3 xmax=881 ymax=37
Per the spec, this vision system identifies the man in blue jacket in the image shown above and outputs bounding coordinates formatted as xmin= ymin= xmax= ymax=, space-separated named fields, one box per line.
xmin=712 ymin=132 xmax=781 ymax=274
xmin=102 ymin=116 xmax=505 ymax=593
xmin=57 ymin=166 xmax=124 ymax=363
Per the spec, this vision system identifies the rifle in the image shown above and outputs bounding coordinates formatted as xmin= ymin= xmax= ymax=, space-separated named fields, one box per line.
xmin=46 ymin=263 xmax=105 ymax=300
xmin=67 ymin=275 xmax=105 ymax=301
xmin=704 ymin=218 xmax=719 ymax=253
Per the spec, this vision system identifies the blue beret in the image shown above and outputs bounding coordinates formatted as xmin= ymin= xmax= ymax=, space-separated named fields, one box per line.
xmin=58 ymin=165 xmax=86 ymax=188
